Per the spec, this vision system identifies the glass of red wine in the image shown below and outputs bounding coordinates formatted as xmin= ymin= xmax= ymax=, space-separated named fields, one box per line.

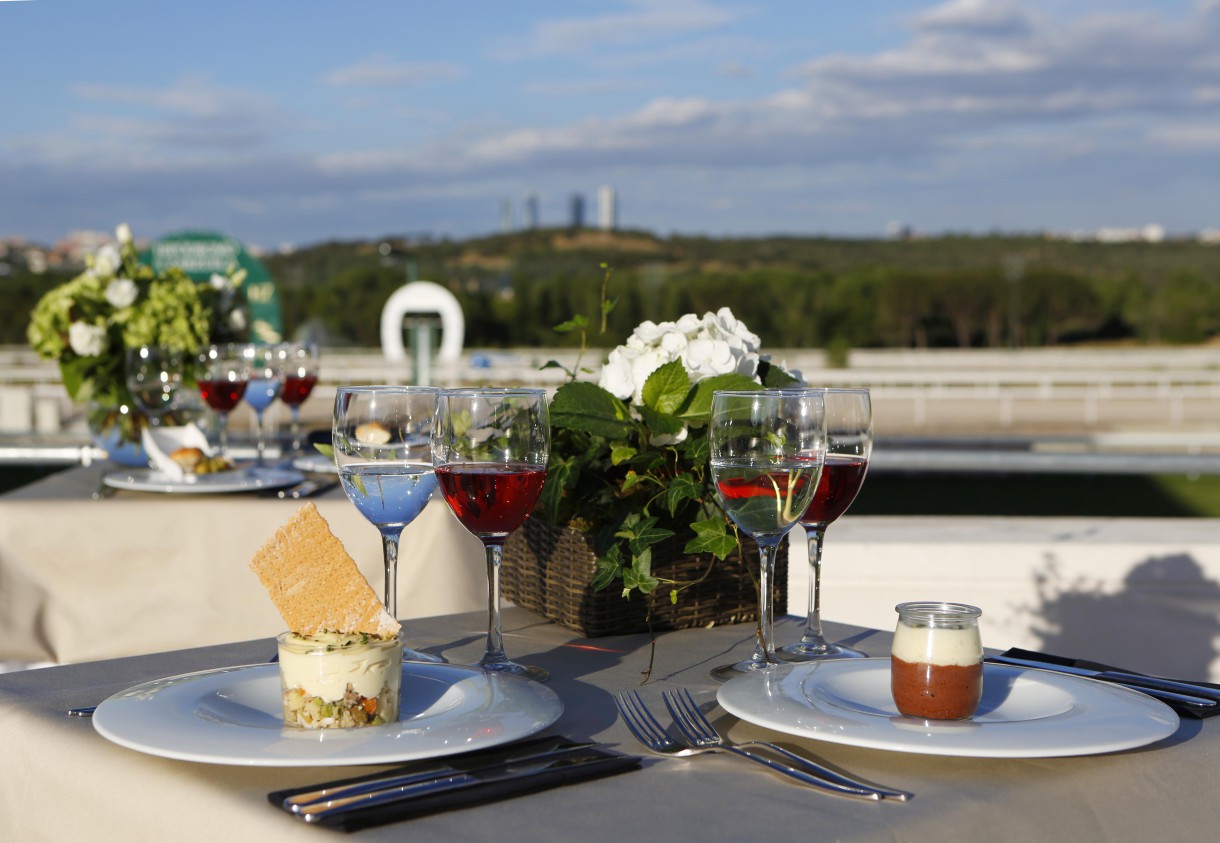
xmin=709 ymin=388 xmax=825 ymax=679
xmin=276 ymin=342 xmax=319 ymax=460
xmin=196 ymin=344 xmax=250 ymax=461
xmin=780 ymin=387 xmax=873 ymax=661
xmin=432 ymin=388 xmax=550 ymax=681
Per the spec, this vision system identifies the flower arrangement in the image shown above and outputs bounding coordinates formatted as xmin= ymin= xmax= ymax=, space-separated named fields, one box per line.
xmin=26 ymin=223 xmax=248 ymax=442
xmin=539 ymin=285 xmax=801 ymax=606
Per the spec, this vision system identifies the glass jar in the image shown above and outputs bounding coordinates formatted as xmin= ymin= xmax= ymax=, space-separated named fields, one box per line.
xmin=890 ymin=601 xmax=983 ymax=720
xmin=277 ymin=631 xmax=402 ymax=729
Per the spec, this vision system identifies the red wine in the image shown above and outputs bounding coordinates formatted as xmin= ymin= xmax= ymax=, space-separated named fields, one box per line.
xmin=281 ymin=374 xmax=318 ymax=408
xmin=800 ymin=454 xmax=868 ymax=527
xmin=198 ymin=377 xmax=248 ymax=412
xmin=436 ymin=464 xmax=546 ymax=538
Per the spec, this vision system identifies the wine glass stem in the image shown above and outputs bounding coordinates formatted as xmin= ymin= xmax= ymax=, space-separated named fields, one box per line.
xmin=254 ymin=410 xmax=266 ymax=465
xmin=481 ymin=540 xmax=508 ymax=667
xmin=753 ymin=538 xmax=781 ymax=664
xmin=289 ymin=407 xmax=302 ymax=455
xmin=800 ymin=526 xmax=828 ymax=647
xmin=380 ymin=530 xmax=400 ymax=620
xmin=217 ymin=412 xmax=230 ymax=459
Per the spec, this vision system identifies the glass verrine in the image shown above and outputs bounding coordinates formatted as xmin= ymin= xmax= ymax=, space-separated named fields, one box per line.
xmin=333 ymin=385 xmax=442 ymax=664
xmin=781 ymin=387 xmax=873 ymax=661
xmin=709 ymin=388 xmax=825 ymax=679
xmin=277 ymin=342 xmax=320 ymax=460
xmin=433 ymin=387 xmax=550 ymax=681
xmin=125 ymin=345 xmax=182 ymax=425
xmin=242 ymin=343 xmax=284 ymax=465
xmin=196 ymin=343 xmax=250 ymax=461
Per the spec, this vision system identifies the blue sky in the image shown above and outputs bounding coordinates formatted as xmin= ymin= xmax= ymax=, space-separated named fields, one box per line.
xmin=2 ymin=0 xmax=1218 ymax=250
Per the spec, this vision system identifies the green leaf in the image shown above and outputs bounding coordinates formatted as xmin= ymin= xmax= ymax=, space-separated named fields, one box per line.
xmin=760 ymin=361 xmax=800 ymax=387
xmin=641 ymin=360 xmax=690 ymax=415
xmin=620 ymin=469 xmax=642 ymax=493
xmin=678 ymin=373 xmax=763 ymax=423
xmin=539 ymin=360 xmax=567 ymax=370
xmin=313 ymin=443 xmax=334 ymax=457
xmin=623 ymin=550 xmax=660 ymax=595
xmin=592 ymin=546 xmax=624 ymax=591
xmin=550 ymin=382 xmax=634 ymax=439
xmin=684 ymin=517 xmax=738 ymax=559
xmin=538 ymin=460 xmax=571 ymax=519
xmin=610 ymin=444 xmax=637 ymax=465
xmin=554 ymin=315 xmax=589 ymax=333
xmin=665 ymin=473 xmax=701 ymax=516
xmin=638 ymin=405 xmax=684 ymax=437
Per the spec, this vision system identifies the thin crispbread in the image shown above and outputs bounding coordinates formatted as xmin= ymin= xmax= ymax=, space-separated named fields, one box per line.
xmin=249 ymin=502 xmax=400 ymax=638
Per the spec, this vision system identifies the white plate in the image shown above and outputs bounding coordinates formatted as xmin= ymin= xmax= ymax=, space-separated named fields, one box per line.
xmin=93 ymin=662 xmax=563 ymax=766
xmin=717 ymin=658 xmax=1179 ymax=758
xmin=291 ymin=452 xmax=336 ymax=474
xmin=102 ymin=467 xmax=305 ymax=494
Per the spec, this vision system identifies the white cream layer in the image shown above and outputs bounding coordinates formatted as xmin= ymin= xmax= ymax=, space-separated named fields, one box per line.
xmin=892 ymin=623 xmax=981 ymax=667
xmin=278 ymin=632 xmax=400 ymax=700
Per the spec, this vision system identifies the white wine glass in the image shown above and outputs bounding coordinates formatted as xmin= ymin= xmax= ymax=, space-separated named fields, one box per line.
xmin=433 ymin=388 xmax=550 ymax=681
xmin=125 ymin=345 xmax=182 ymax=426
xmin=781 ymin=387 xmax=873 ymax=661
xmin=333 ymin=385 xmax=443 ymax=664
xmin=709 ymin=388 xmax=825 ymax=679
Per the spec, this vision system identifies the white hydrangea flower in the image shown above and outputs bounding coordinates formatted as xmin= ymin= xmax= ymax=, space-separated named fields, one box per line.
xmin=91 ymin=244 xmax=121 ymax=278
xmin=115 ymin=223 xmax=133 ymax=245
xmin=209 ymin=272 xmax=232 ymax=291
xmin=104 ymin=278 xmax=138 ymax=309
xmin=68 ymin=321 xmax=107 ymax=357
xmin=599 ymin=346 xmax=638 ymax=401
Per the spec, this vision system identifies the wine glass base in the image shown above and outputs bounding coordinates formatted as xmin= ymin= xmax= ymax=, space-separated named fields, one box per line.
xmin=402 ymin=647 xmax=446 ymax=664
xmin=777 ymin=641 xmax=867 ymax=662
xmin=710 ymin=657 xmax=782 ymax=682
xmin=480 ymin=659 xmax=549 ymax=682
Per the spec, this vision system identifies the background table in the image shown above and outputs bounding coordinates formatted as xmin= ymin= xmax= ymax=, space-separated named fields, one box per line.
xmin=0 ymin=609 xmax=1213 ymax=842
xmin=0 ymin=464 xmax=487 ymax=665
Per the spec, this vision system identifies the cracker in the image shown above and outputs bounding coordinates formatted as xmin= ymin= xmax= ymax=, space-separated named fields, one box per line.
xmin=249 ymin=502 xmax=400 ymax=638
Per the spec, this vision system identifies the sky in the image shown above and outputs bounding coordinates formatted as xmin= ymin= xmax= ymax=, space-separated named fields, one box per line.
xmin=2 ymin=0 xmax=1219 ymax=251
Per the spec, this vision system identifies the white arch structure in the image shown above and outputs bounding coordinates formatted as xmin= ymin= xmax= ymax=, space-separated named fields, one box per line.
xmin=379 ymin=281 xmax=465 ymax=370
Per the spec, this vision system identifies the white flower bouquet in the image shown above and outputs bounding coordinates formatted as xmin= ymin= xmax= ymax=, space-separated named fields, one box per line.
xmin=538 ymin=306 xmax=800 ymax=601
xmin=26 ymin=224 xmax=245 ymax=444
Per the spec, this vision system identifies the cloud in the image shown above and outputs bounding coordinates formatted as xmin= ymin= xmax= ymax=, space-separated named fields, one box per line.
xmin=493 ymin=0 xmax=736 ymax=59
xmin=324 ymin=54 xmax=464 ymax=88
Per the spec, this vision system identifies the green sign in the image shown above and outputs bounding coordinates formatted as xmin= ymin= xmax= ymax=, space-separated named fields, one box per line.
xmin=143 ymin=231 xmax=283 ymax=343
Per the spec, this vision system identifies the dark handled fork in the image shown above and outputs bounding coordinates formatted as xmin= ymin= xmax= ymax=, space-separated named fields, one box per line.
xmin=663 ymin=688 xmax=912 ymax=801
xmin=614 ymin=691 xmax=883 ymax=800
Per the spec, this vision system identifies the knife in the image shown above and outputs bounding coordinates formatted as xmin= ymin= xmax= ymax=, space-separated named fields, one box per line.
xmin=282 ymin=737 xmax=594 ymax=812
xmin=271 ymin=743 xmax=639 ymax=830
xmin=985 ymin=655 xmax=1219 ymax=709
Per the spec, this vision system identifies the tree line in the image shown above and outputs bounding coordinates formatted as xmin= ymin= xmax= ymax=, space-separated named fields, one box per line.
xmin=7 ymin=230 xmax=1220 ymax=351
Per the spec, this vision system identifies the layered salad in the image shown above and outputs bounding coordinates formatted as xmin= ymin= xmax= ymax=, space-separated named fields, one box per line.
xmin=278 ymin=630 xmax=402 ymax=729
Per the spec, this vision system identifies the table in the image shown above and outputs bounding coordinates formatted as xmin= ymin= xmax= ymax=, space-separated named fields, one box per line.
xmin=1 ymin=608 xmax=1214 ymax=842
xmin=0 ymin=464 xmax=487 ymax=665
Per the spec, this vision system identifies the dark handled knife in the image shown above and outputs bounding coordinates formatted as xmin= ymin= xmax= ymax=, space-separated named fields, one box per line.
xmin=986 ymin=655 xmax=1219 ymax=709
xmin=270 ymin=741 xmax=639 ymax=830
xmin=282 ymin=737 xmax=594 ymax=812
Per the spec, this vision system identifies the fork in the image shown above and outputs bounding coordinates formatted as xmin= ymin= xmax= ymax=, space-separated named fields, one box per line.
xmin=663 ymin=688 xmax=913 ymax=801
xmin=614 ymin=691 xmax=882 ymax=800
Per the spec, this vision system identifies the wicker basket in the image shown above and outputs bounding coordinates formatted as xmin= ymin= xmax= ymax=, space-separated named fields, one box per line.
xmin=502 ymin=518 xmax=787 ymax=638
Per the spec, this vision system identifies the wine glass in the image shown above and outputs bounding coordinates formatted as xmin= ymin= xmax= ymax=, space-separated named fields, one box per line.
xmin=241 ymin=344 xmax=284 ymax=465
xmin=276 ymin=342 xmax=320 ymax=460
xmin=709 ymin=388 xmax=825 ymax=679
xmin=196 ymin=344 xmax=250 ymax=461
xmin=780 ymin=387 xmax=873 ymax=661
xmin=333 ymin=385 xmax=443 ymax=664
xmin=433 ymin=388 xmax=550 ymax=681
xmin=125 ymin=346 xmax=182 ymax=426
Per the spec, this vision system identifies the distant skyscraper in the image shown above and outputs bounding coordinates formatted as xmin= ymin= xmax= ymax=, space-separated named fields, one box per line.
xmin=569 ymin=194 xmax=585 ymax=229
xmin=597 ymin=185 xmax=617 ymax=231
xmin=524 ymin=192 xmax=539 ymax=229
